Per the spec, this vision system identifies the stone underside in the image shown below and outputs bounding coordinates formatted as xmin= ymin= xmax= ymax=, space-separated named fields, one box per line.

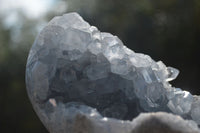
xmin=26 ymin=12 xmax=200 ymax=133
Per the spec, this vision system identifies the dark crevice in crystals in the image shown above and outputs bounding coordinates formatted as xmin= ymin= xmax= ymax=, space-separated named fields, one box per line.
xmin=46 ymin=66 xmax=145 ymax=120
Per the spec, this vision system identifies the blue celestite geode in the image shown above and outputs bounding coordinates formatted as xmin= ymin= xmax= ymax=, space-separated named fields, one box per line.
xmin=26 ymin=12 xmax=200 ymax=133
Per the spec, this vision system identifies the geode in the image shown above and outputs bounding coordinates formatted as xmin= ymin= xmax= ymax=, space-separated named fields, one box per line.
xmin=26 ymin=12 xmax=200 ymax=133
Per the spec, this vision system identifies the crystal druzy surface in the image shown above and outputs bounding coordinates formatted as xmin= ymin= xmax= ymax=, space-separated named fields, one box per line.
xmin=26 ymin=13 xmax=200 ymax=133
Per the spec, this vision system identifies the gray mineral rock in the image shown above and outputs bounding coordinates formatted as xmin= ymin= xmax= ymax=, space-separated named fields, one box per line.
xmin=26 ymin=12 xmax=200 ymax=133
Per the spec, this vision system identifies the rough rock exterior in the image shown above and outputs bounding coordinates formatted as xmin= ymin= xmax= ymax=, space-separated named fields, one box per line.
xmin=26 ymin=12 xmax=200 ymax=133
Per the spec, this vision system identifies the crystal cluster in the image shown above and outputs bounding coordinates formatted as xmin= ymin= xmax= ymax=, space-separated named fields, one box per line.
xmin=26 ymin=13 xmax=200 ymax=133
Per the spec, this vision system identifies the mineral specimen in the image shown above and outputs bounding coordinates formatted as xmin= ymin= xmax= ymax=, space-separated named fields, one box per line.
xmin=26 ymin=12 xmax=200 ymax=133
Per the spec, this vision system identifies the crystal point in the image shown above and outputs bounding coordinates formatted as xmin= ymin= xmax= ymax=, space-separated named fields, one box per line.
xmin=166 ymin=66 xmax=179 ymax=81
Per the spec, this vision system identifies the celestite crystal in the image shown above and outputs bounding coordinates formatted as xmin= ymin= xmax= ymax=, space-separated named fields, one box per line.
xmin=26 ymin=13 xmax=200 ymax=133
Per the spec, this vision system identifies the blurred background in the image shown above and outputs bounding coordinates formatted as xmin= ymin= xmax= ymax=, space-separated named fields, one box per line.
xmin=0 ymin=0 xmax=199 ymax=132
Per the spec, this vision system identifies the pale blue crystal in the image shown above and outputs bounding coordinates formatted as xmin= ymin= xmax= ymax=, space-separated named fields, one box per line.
xmin=26 ymin=12 xmax=200 ymax=133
